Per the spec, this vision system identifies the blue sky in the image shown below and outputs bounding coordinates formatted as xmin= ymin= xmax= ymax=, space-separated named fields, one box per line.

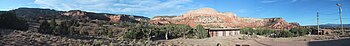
xmin=0 ymin=0 xmax=349 ymax=26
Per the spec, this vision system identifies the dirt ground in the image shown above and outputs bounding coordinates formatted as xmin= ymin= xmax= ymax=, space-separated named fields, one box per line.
xmin=157 ymin=35 xmax=350 ymax=46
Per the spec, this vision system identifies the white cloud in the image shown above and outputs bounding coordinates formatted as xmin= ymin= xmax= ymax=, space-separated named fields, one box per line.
xmin=33 ymin=0 xmax=203 ymax=17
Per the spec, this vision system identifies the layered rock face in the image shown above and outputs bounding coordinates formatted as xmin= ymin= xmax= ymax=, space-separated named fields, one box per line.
xmin=61 ymin=10 xmax=149 ymax=22
xmin=62 ymin=10 xmax=86 ymax=16
xmin=107 ymin=15 xmax=139 ymax=22
xmin=150 ymin=8 xmax=298 ymax=29
xmin=62 ymin=10 xmax=110 ymax=20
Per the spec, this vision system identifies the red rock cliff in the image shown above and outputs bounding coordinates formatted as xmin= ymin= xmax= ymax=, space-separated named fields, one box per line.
xmin=150 ymin=8 xmax=298 ymax=29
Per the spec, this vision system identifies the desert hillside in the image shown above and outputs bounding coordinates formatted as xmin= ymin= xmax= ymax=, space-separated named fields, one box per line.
xmin=150 ymin=8 xmax=299 ymax=29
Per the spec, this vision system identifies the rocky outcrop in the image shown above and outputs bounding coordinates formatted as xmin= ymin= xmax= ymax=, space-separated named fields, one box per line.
xmin=150 ymin=16 xmax=177 ymax=25
xmin=62 ymin=10 xmax=87 ymax=16
xmin=264 ymin=18 xmax=297 ymax=29
xmin=108 ymin=15 xmax=136 ymax=22
xmin=150 ymin=8 xmax=298 ymax=29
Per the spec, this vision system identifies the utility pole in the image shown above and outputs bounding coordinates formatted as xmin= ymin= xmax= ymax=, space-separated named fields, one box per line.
xmin=317 ymin=12 xmax=320 ymax=35
xmin=336 ymin=0 xmax=345 ymax=35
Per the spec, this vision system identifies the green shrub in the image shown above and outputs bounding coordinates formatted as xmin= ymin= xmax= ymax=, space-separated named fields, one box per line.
xmin=240 ymin=28 xmax=252 ymax=34
xmin=0 ymin=12 xmax=28 ymax=30
xmin=241 ymin=28 xmax=274 ymax=35
xmin=264 ymin=30 xmax=274 ymax=35
xmin=257 ymin=29 xmax=274 ymax=35
xmin=275 ymin=30 xmax=294 ymax=38
xmin=172 ymin=24 xmax=193 ymax=38
xmin=123 ymin=23 xmax=194 ymax=39
xmin=290 ymin=28 xmax=311 ymax=36
xmin=195 ymin=25 xmax=208 ymax=39
xmin=57 ymin=20 xmax=73 ymax=35
xmin=241 ymin=27 xmax=312 ymax=38
xmin=38 ymin=20 xmax=56 ymax=34
xmin=124 ymin=29 xmax=143 ymax=39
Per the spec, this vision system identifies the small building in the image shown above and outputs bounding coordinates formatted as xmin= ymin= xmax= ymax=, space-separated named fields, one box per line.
xmin=206 ymin=28 xmax=240 ymax=37
xmin=312 ymin=29 xmax=333 ymax=35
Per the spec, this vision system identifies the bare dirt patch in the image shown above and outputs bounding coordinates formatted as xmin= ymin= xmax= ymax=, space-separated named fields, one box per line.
xmin=157 ymin=35 xmax=350 ymax=46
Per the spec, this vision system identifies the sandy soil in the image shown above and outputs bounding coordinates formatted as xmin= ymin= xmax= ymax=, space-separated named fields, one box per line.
xmin=157 ymin=35 xmax=350 ymax=46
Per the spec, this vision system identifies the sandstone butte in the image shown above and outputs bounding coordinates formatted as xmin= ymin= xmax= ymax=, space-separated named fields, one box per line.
xmin=150 ymin=8 xmax=299 ymax=30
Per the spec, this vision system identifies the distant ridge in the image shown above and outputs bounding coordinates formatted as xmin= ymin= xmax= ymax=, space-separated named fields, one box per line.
xmin=1 ymin=7 xmax=150 ymax=22
xmin=305 ymin=24 xmax=350 ymax=28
